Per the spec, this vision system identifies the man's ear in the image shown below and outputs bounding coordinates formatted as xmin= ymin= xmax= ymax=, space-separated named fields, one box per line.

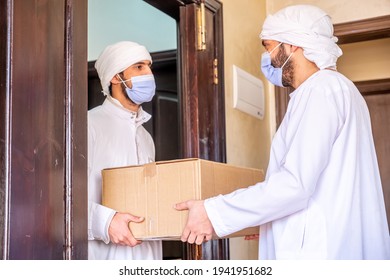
xmin=111 ymin=74 xmax=122 ymax=85
xmin=290 ymin=45 xmax=300 ymax=53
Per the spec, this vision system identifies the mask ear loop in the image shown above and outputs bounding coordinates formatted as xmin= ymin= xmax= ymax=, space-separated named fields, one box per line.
xmin=269 ymin=42 xmax=282 ymax=55
xmin=116 ymin=74 xmax=131 ymax=88
xmin=281 ymin=51 xmax=294 ymax=69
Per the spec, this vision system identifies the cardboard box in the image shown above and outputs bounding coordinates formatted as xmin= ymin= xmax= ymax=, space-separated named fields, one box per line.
xmin=102 ymin=158 xmax=264 ymax=240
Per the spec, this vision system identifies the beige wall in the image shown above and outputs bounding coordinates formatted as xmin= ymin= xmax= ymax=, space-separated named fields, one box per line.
xmin=267 ymin=0 xmax=390 ymax=23
xmin=221 ymin=0 xmax=268 ymax=260
xmin=222 ymin=0 xmax=271 ymax=172
xmin=338 ymin=38 xmax=390 ymax=82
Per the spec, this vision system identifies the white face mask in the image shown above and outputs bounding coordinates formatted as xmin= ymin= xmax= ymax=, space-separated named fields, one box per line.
xmin=260 ymin=43 xmax=293 ymax=87
xmin=118 ymin=74 xmax=156 ymax=105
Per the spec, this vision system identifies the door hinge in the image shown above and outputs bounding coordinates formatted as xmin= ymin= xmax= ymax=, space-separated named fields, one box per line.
xmin=196 ymin=1 xmax=206 ymax=51
xmin=213 ymin=58 xmax=218 ymax=85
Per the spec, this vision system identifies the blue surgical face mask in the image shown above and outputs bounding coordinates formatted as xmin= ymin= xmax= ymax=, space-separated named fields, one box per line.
xmin=261 ymin=43 xmax=293 ymax=87
xmin=118 ymin=74 xmax=156 ymax=105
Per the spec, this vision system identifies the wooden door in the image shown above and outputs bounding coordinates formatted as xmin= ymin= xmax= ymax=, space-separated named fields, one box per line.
xmin=0 ymin=0 xmax=88 ymax=259
xmin=355 ymin=79 xmax=390 ymax=231
xmin=145 ymin=0 xmax=226 ymax=260
xmin=1 ymin=0 xmax=224 ymax=260
xmin=179 ymin=0 xmax=227 ymax=260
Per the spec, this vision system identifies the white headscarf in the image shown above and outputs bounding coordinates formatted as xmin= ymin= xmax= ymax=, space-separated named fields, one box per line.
xmin=260 ymin=5 xmax=343 ymax=70
xmin=95 ymin=41 xmax=152 ymax=95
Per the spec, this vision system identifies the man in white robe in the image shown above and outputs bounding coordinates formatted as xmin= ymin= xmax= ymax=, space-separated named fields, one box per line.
xmin=175 ymin=5 xmax=390 ymax=259
xmin=88 ymin=41 xmax=162 ymax=260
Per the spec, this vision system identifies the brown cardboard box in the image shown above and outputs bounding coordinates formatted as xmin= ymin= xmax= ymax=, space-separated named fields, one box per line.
xmin=102 ymin=158 xmax=264 ymax=240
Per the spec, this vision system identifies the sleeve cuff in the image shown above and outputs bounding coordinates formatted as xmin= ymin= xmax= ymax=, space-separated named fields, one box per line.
xmin=204 ymin=195 xmax=230 ymax=238
xmin=89 ymin=201 xmax=116 ymax=244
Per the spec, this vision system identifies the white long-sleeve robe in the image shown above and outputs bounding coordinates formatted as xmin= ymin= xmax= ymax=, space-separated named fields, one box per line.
xmin=88 ymin=96 xmax=162 ymax=260
xmin=205 ymin=70 xmax=390 ymax=259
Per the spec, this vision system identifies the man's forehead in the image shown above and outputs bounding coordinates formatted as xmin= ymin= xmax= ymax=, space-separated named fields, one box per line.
xmin=262 ymin=39 xmax=279 ymax=47
xmin=131 ymin=60 xmax=152 ymax=66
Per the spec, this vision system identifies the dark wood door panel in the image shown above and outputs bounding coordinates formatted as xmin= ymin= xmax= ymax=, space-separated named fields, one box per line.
xmin=363 ymin=91 xmax=390 ymax=231
xmin=179 ymin=1 xmax=227 ymax=260
xmin=8 ymin=0 xmax=67 ymax=260
xmin=1 ymin=0 xmax=88 ymax=259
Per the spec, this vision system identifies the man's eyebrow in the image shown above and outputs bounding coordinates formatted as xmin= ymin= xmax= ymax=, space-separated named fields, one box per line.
xmin=134 ymin=61 xmax=152 ymax=67
xmin=261 ymin=40 xmax=266 ymax=47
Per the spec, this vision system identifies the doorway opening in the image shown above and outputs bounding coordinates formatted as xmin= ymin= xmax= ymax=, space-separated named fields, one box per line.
xmin=88 ymin=0 xmax=183 ymax=259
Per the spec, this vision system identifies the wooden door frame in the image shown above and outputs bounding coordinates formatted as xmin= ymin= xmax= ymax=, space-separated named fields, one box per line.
xmin=143 ymin=0 xmax=226 ymax=162
xmin=144 ymin=0 xmax=227 ymax=260
xmin=65 ymin=0 xmax=88 ymax=260
xmin=179 ymin=0 xmax=226 ymax=162
xmin=179 ymin=0 xmax=227 ymax=260
xmin=0 ymin=0 xmax=10 ymax=260
xmin=333 ymin=15 xmax=390 ymax=44
xmin=0 ymin=0 xmax=88 ymax=260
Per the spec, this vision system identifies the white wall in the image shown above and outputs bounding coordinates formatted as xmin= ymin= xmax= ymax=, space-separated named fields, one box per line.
xmin=88 ymin=0 xmax=177 ymax=61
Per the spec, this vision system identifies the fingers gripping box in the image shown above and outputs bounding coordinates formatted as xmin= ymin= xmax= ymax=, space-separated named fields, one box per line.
xmin=102 ymin=158 xmax=264 ymax=240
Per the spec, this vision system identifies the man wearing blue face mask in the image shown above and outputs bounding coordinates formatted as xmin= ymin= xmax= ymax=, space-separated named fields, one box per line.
xmin=260 ymin=42 xmax=294 ymax=87
xmin=88 ymin=41 xmax=162 ymax=260
xmin=175 ymin=5 xmax=390 ymax=260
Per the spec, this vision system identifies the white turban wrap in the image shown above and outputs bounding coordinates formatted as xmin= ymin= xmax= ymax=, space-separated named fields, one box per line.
xmin=95 ymin=41 xmax=152 ymax=95
xmin=260 ymin=5 xmax=343 ymax=70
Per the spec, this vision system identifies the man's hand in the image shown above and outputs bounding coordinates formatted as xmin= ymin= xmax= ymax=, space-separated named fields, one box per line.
xmin=174 ymin=200 xmax=215 ymax=245
xmin=108 ymin=212 xmax=144 ymax=247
